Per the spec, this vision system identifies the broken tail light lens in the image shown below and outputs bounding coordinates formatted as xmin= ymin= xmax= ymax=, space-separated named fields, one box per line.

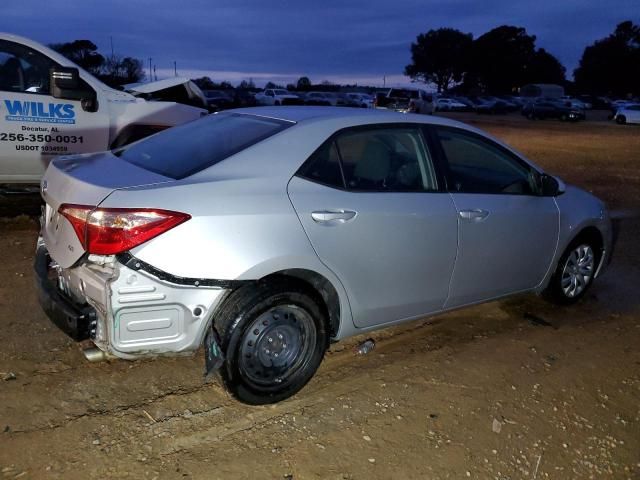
xmin=59 ymin=204 xmax=191 ymax=255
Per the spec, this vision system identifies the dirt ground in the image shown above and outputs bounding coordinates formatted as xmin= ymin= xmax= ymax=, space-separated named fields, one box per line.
xmin=0 ymin=113 xmax=639 ymax=480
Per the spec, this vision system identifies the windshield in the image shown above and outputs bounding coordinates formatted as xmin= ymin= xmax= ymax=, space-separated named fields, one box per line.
xmin=117 ymin=113 xmax=292 ymax=179
xmin=274 ymin=89 xmax=290 ymax=95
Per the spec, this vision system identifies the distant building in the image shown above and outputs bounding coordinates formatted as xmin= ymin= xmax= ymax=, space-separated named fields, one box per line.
xmin=520 ymin=83 xmax=565 ymax=99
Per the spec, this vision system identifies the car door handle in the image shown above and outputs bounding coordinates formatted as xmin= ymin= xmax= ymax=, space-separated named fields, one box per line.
xmin=459 ymin=209 xmax=490 ymax=221
xmin=311 ymin=210 xmax=357 ymax=224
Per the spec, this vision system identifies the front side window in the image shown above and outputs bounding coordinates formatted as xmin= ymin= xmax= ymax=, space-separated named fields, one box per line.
xmin=299 ymin=126 xmax=438 ymax=192
xmin=117 ymin=113 xmax=292 ymax=179
xmin=436 ymin=128 xmax=536 ymax=195
xmin=0 ymin=40 xmax=56 ymax=94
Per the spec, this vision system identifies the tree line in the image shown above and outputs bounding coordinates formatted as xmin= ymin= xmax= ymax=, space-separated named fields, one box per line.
xmin=50 ymin=20 xmax=639 ymax=97
xmin=405 ymin=21 xmax=640 ymax=96
xmin=48 ymin=40 xmax=145 ymax=87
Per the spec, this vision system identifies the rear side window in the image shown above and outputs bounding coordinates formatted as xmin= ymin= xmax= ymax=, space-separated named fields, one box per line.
xmin=298 ymin=127 xmax=438 ymax=192
xmin=117 ymin=113 xmax=291 ymax=179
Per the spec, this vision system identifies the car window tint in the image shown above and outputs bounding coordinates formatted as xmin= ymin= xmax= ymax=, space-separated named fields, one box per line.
xmin=117 ymin=113 xmax=291 ymax=179
xmin=0 ymin=40 xmax=57 ymax=94
xmin=336 ymin=128 xmax=437 ymax=192
xmin=437 ymin=128 xmax=535 ymax=195
xmin=298 ymin=141 xmax=344 ymax=188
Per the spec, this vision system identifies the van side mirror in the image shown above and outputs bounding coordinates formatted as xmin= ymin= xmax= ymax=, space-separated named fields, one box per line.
xmin=539 ymin=174 xmax=564 ymax=196
xmin=49 ymin=67 xmax=98 ymax=112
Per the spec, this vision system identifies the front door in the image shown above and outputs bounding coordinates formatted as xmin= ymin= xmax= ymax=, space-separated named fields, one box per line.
xmin=431 ymin=126 xmax=559 ymax=308
xmin=288 ymin=125 xmax=458 ymax=328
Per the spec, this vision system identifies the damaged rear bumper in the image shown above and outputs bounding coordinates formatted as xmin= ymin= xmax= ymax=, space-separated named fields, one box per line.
xmin=34 ymin=239 xmax=230 ymax=362
xmin=34 ymin=246 xmax=96 ymax=341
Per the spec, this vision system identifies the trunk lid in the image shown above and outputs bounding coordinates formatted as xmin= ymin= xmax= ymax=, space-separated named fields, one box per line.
xmin=41 ymin=152 xmax=172 ymax=268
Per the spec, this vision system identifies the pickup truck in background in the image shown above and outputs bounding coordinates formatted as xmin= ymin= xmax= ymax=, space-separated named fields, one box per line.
xmin=0 ymin=32 xmax=208 ymax=186
xmin=374 ymin=87 xmax=436 ymax=115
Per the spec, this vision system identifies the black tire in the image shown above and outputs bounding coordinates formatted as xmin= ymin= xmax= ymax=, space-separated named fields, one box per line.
xmin=526 ymin=111 xmax=535 ymax=120
xmin=543 ymin=238 xmax=600 ymax=305
xmin=560 ymin=113 xmax=568 ymax=122
xmin=616 ymin=115 xmax=626 ymax=125
xmin=214 ymin=279 xmax=328 ymax=404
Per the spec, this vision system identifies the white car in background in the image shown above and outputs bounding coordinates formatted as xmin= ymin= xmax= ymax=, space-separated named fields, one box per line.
xmin=435 ymin=98 xmax=468 ymax=112
xmin=255 ymin=88 xmax=302 ymax=106
xmin=614 ymin=104 xmax=640 ymax=125
xmin=345 ymin=93 xmax=374 ymax=108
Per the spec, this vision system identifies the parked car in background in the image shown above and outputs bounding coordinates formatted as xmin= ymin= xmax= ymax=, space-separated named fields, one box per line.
xmin=203 ymin=90 xmax=234 ymax=111
xmin=233 ymin=89 xmax=258 ymax=108
xmin=562 ymin=96 xmax=592 ymax=110
xmin=303 ymin=91 xmax=334 ymax=106
xmin=435 ymin=98 xmax=468 ymax=112
xmin=474 ymin=98 xmax=509 ymax=114
xmin=613 ymin=104 xmax=640 ymax=124
xmin=344 ymin=93 xmax=374 ymax=108
xmin=255 ymin=88 xmax=303 ymax=106
xmin=522 ymin=100 xmax=585 ymax=121
xmin=480 ymin=96 xmax=519 ymax=112
xmin=375 ymin=87 xmax=435 ymax=114
xmin=36 ymin=107 xmax=612 ymax=404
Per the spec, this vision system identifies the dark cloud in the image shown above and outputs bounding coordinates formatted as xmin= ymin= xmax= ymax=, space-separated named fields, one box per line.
xmin=1 ymin=0 xmax=637 ymax=85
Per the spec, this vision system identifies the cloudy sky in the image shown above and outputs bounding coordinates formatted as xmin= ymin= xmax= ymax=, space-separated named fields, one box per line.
xmin=1 ymin=0 xmax=638 ymax=86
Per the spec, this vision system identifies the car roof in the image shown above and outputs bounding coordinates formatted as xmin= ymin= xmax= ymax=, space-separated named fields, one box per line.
xmin=225 ymin=106 xmax=465 ymax=129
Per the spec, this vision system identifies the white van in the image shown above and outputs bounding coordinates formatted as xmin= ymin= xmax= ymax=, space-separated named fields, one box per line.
xmin=0 ymin=33 xmax=208 ymax=185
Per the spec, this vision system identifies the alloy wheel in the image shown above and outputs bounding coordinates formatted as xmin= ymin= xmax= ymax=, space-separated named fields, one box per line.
xmin=561 ymin=244 xmax=595 ymax=298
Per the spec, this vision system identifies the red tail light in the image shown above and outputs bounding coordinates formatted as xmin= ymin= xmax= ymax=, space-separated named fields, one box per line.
xmin=59 ymin=204 xmax=191 ymax=255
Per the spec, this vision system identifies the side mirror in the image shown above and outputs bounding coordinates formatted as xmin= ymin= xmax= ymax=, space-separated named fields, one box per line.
xmin=50 ymin=67 xmax=98 ymax=112
xmin=539 ymin=173 xmax=564 ymax=196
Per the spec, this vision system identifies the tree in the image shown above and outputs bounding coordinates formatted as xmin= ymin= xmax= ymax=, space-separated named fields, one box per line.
xmin=265 ymin=81 xmax=284 ymax=89
xmin=100 ymin=55 xmax=145 ymax=86
xmin=49 ymin=40 xmax=105 ymax=76
xmin=404 ymin=28 xmax=473 ymax=92
xmin=470 ymin=26 xmax=537 ymax=93
xmin=296 ymin=76 xmax=312 ymax=90
xmin=574 ymin=21 xmax=640 ymax=95
xmin=238 ymin=79 xmax=256 ymax=89
xmin=193 ymin=76 xmax=216 ymax=90
xmin=527 ymin=48 xmax=566 ymax=85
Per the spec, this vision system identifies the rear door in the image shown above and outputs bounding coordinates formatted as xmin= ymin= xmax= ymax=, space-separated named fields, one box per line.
xmin=288 ymin=124 xmax=458 ymax=328
xmin=431 ymin=126 xmax=559 ymax=308
xmin=0 ymin=39 xmax=110 ymax=183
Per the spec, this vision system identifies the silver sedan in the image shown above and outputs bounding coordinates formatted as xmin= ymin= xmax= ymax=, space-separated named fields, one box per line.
xmin=36 ymin=107 xmax=613 ymax=404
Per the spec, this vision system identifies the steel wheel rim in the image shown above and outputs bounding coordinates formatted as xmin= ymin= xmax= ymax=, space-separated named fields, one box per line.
xmin=561 ymin=244 xmax=595 ymax=298
xmin=239 ymin=304 xmax=316 ymax=387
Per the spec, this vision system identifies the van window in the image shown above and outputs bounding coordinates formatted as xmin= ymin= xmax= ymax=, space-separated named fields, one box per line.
xmin=117 ymin=113 xmax=292 ymax=179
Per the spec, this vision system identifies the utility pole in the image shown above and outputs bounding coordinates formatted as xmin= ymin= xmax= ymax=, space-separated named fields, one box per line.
xmin=148 ymin=57 xmax=152 ymax=82
xmin=174 ymin=61 xmax=177 ymax=77
xmin=153 ymin=65 xmax=157 ymax=82
xmin=110 ymin=36 xmax=114 ymax=58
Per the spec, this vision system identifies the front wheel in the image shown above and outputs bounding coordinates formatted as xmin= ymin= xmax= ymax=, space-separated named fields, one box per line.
xmin=215 ymin=279 xmax=328 ymax=404
xmin=543 ymin=241 xmax=598 ymax=305
xmin=616 ymin=115 xmax=626 ymax=125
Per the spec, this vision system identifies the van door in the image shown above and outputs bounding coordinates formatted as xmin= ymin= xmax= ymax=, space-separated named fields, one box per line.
xmin=0 ymin=39 xmax=109 ymax=184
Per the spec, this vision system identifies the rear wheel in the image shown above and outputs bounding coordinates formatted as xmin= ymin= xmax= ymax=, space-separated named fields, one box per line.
xmin=544 ymin=240 xmax=599 ymax=305
xmin=215 ymin=279 xmax=328 ymax=404
xmin=616 ymin=115 xmax=626 ymax=125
